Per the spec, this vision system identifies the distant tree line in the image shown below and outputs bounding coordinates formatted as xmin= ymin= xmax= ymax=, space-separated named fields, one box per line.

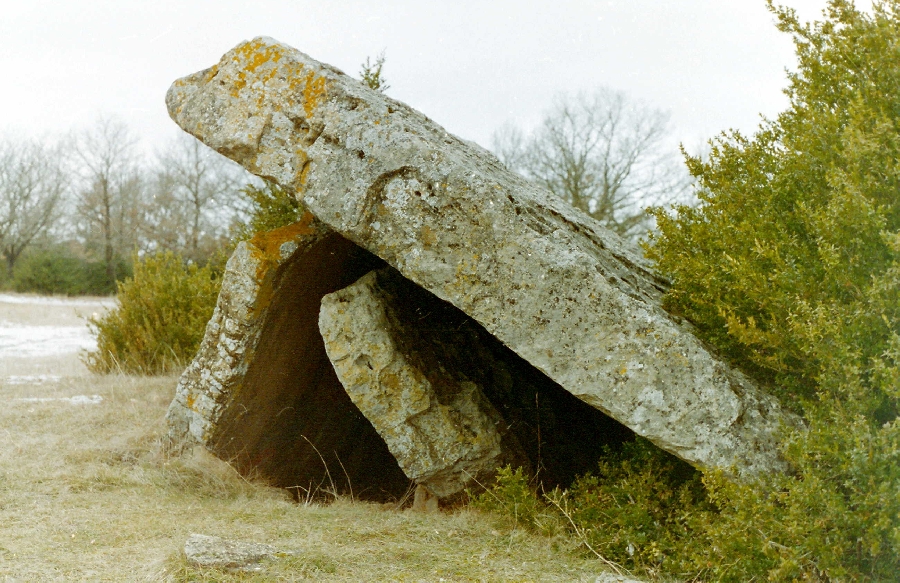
xmin=0 ymin=117 xmax=256 ymax=295
xmin=0 ymin=53 xmax=685 ymax=298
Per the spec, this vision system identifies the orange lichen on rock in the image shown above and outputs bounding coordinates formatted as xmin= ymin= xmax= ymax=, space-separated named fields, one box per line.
xmin=248 ymin=212 xmax=317 ymax=262
xmin=295 ymin=148 xmax=311 ymax=188
xmin=246 ymin=212 xmax=319 ymax=313
xmin=228 ymin=39 xmax=284 ymax=97
xmin=301 ymin=71 xmax=327 ymax=118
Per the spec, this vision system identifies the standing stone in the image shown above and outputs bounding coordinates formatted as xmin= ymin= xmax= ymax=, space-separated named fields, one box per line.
xmin=167 ymin=37 xmax=801 ymax=476
xmin=165 ymin=212 xmax=410 ymax=499
xmin=319 ymin=268 xmax=529 ymax=499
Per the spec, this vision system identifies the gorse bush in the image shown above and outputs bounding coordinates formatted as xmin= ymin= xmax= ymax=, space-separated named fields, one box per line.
xmin=551 ymin=439 xmax=711 ymax=579
xmin=469 ymin=466 xmax=551 ymax=532
xmin=232 ymin=179 xmax=306 ymax=241
xmin=85 ymin=251 xmax=219 ymax=375
xmin=472 ymin=441 xmax=713 ymax=581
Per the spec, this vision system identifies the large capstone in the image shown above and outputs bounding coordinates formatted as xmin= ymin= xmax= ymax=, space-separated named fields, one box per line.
xmin=165 ymin=212 xmax=411 ymax=500
xmin=167 ymin=37 xmax=802 ymax=477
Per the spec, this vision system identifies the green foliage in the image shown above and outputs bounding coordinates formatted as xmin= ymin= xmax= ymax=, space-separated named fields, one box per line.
xmin=359 ymin=51 xmax=390 ymax=93
xmin=470 ymin=466 xmax=548 ymax=531
xmin=232 ymin=180 xmax=306 ymax=242
xmin=85 ymin=251 xmax=219 ymax=375
xmin=551 ymin=439 xmax=711 ymax=578
xmin=646 ymin=0 xmax=900 ymax=411
xmin=644 ymin=1 xmax=900 ymax=579
xmin=472 ymin=442 xmax=714 ymax=580
xmin=4 ymin=245 xmax=129 ymax=296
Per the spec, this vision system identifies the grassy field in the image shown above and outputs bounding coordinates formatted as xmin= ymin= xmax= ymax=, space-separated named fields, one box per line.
xmin=0 ymin=294 xmax=624 ymax=582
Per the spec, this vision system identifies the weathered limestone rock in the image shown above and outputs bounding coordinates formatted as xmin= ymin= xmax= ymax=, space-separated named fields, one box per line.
xmin=167 ymin=37 xmax=800 ymax=476
xmin=318 ymin=266 xmax=633 ymax=499
xmin=165 ymin=212 xmax=411 ymax=499
xmin=319 ymin=268 xmax=528 ymax=499
xmin=183 ymin=534 xmax=279 ymax=570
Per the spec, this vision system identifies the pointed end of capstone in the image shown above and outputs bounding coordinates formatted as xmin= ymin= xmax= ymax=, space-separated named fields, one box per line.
xmin=165 ymin=67 xmax=210 ymax=129
xmin=163 ymin=37 xmax=320 ymax=185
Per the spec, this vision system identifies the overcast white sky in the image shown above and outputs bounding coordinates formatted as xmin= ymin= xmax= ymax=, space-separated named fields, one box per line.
xmin=0 ymin=0 xmax=872 ymax=157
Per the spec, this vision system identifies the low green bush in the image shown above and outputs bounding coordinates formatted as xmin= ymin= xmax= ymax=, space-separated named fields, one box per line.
xmin=469 ymin=466 xmax=551 ymax=532
xmin=231 ymin=179 xmax=306 ymax=241
xmin=85 ymin=251 xmax=219 ymax=375
xmin=86 ymin=180 xmax=306 ymax=376
xmin=550 ymin=439 xmax=711 ymax=579
xmin=641 ymin=2 xmax=900 ymax=580
xmin=7 ymin=245 xmax=129 ymax=296
xmin=472 ymin=441 xmax=713 ymax=581
xmin=479 ymin=5 xmax=900 ymax=580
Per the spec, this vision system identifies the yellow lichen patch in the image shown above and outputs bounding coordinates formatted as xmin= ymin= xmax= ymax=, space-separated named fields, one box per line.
xmin=301 ymin=71 xmax=327 ymax=118
xmin=202 ymin=64 xmax=219 ymax=83
xmin=185 ymin=393 xmax=196 ymax=411
xmin=228 ymin=39 xmax=285 ymax=97
xmin=248 ymin=212 xmax=317 ymax=262
xmin=420 ymin=225 xmax=438 ymax=248
xmin=246 ymin=212 xmax=319 ymax=312
xmin=234 ymin=38 xmax=284 ymax=74
xmin=295 ymin=148 xmax=311 ymax=188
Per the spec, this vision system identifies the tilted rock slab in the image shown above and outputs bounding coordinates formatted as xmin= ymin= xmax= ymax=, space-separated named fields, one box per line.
xmin=318 ymin=267 xmax=632 ymax=498
xmin=319 ymin=267 xmax=529 ymax=499
xmin=167 ymin=37 xmax=800 ymax=476
xmin=165 ymin=213 xmax=411 ymax=498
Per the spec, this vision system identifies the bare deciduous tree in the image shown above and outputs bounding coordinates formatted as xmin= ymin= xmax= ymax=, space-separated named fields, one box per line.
xmin=147 ymin=133 xmax=248 ymax=262
xmin=0 ymin=137 xmax=67 ymax=277
xmin=492 ymin=89 xmax=690 ymax=240
xmin=75 ymin=117 xmax=146 ymax=286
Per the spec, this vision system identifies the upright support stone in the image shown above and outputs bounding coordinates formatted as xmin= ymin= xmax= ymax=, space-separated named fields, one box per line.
xmin=165 ymin=212 xmax=410 ymax=499
xmin=167 ymin=37 xmax=801 ymax=476
xmin=319 ymin=267 xmax=633 ymax=498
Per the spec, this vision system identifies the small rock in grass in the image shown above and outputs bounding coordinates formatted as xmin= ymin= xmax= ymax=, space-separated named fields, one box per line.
xmin=183 ymin=533 xmax=278 ymax=570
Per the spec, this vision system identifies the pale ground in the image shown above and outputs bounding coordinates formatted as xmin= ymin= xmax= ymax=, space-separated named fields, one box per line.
xmin=0 ymin=293 xmax=625 ymax=582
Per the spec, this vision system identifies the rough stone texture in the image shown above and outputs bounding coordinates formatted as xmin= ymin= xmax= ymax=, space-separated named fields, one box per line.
xmin=318 ymin=267 xmax=634 ymax=498
xmin=183 ymin=534 xmax=279 ymax=570
xmin=319 ymin=268 xmax=527 ymax=498
xmin=167 ymin=37 xmax=801 ymax=476
xmin=165 ymin=212 xmax=410 ymax=499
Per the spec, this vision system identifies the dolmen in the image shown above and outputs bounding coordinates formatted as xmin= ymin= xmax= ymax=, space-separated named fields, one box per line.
xmin=165 ymin=37 xmax=799 ymax=504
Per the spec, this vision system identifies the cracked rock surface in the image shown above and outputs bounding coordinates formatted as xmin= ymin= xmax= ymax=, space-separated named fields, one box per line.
xmin=319 ymin=268 xmax=529 ymax=499
xmin=167 ymin=37 xmax=800 ymax=477
xmin=165 ymin=213 xmax=410 ymax=499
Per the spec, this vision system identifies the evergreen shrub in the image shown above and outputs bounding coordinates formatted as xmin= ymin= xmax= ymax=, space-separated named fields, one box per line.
xmin=643 ymin=1 xmax=900 ymax=579
xmin=478 ymin=3 xmax=900 ymax=580
xmin=85 ymin=251 xmax=219 ymax=375
xmin=85 ymin=180 xmax=306 ymax=376
xmin=8 ymin=245 xmax=129 ymax=296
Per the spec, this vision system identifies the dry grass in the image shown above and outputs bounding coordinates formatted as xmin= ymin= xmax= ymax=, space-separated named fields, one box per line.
xmin=0 ymin=298 xmax=620 ymax=582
